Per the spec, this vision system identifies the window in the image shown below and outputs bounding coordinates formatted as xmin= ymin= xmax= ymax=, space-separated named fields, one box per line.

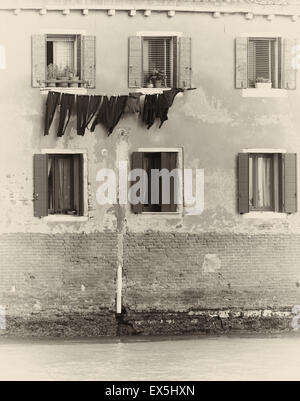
xmin=235 ymin=37 xmax=297 ymax=90
xmin=142 ymin=37 xmax=176 ymax=88
xmin=131 ymin=151 xmax=182 ymax=213
xmin=32 ymin=34 xmax=96 ymax=88
xmin=238 ymin=152 xmax=297 ymax=214
xmin=248 ymin=38 xmax=281 ymax=88
xmin=129 ymin=35 xmax=192 ymax=89
xmin=34 ymin=153 xmax=85 ymax=218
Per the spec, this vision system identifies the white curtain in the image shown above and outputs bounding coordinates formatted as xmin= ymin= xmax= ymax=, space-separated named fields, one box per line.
xmin=53 ymin=41 xmax=74 ymax=71
xmin=257 ymin=156 xmax=272 ymax=208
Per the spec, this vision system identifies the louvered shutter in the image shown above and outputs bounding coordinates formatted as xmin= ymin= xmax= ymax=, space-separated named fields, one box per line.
xmin=283 ymin=153 xmax=297 ymax=213
xmin=131 ymin=152 xmax=144 ymax=214
xmin=32 ymin=35 xmax=46 ymax=88
xmin=283 ymin=38 xmax=297 ymax=90
xmin=82 ymin=36 xmax=96 ymax=89
xmin=129 ymin=37 xmax=142 ymax=88
xmin=236 ymin=37 xmax=248 ymax=89
xmin=161 ymin=152 xmax=178 ymax=213
xmin=178 ymin=37 xmax=192 ymax=89
xmin=238 ymin=153 xmax=250 ymax=214
xmin=33 ymin=154 xmax=48 ymax=217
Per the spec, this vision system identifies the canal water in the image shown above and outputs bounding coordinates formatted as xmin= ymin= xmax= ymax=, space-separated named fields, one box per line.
xmin=0 ymin=335 xmax=299 ymax=381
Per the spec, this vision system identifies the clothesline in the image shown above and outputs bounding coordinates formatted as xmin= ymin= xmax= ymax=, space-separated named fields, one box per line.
xmin=44 ymin=88 xmax=196 ymax=137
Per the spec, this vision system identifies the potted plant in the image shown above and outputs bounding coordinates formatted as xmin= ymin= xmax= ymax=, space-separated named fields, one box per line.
xmin=57 ymin=66 xmax=69 ymax=88
xmin=255 ymin=77 xmax=272 ymax=90
xmin=47 ymin=64 xmax=58 ymax=87
xmin=66 ymin=67 xmax=80 ymax=88
xmin=150 ymin=69 xmax=167 ymax=88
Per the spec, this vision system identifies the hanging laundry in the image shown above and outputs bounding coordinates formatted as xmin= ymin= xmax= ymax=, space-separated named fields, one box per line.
xmin=157 ymin=89 xmax=184 ymax=128
xmin=57 ymin=94 xmax=75 ymax=137
xmin=44 ymin=91 xmax=61 ymax=136
xmin=142 ymin=94 xmax=158 ymax=130
xmin=124 ymin=92 xmax=143 ymax=114
xmin=91 ymin=96 xmax=128 ymax=135
xmin=86 ymin=95 xmax=102 ymax=128
xmin=77 ymin=95 xmax=90 ymax=136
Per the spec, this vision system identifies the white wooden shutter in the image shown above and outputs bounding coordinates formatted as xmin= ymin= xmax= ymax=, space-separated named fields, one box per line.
xmin=236 ymin=37 xmax=248 ymax=89
xmin=32 ymin=35 xmax=46 ymax=88
xmin=82 ymin=35 xmax=96 ymax=89
xmin=129 ymin=37 xmax=142 ymax=88
xmin=178 ymin=37 xmax=192 ymax=89
xmin=283 ymin=38 xmax=297 ymax=90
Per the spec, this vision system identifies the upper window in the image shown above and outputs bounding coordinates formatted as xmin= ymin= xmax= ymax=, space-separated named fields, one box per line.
xmin=33 ymin=153 xmax=85 ymax=218
xmin=32 ymin=34 xmax=96 ymax=89
xmin=236 ymin=37 xmax=297 ymax=90
xmin=129 ymin=35 xmax=192 ymax=89
xmin=248 ymin=38 xmax=281 ymax=89
xmin=238 ymin=152 xmax=297 ymax=214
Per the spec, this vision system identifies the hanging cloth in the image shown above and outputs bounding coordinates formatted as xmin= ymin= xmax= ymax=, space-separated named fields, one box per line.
xmin=86 ymin=95 xmax=102 ymax=128
xmin=77 ymin=95 xmax=90 ymax=136
xmin=91 ymin=96 xmax=128 ymax=135
xmin=142 ymin=94 xmax=158 ymax=130
xmin=44 ymin=91 xmax=61 ymax=136
xmin=157 ymin=89 xmax=184 ymax=128
xmin=124 ymin=92 xmax=143 ymax=114
xmin=57 ymin=94 xmax=75 ymax=137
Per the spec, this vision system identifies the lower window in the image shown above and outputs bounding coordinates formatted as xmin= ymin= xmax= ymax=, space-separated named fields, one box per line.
xmin=34 ymin=153 xmax=84 ymax=218
xmin=238 ymin=152 xmax=297 ymax=214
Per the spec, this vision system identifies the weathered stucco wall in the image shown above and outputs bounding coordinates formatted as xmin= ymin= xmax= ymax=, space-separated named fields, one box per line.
xmin=1 ymin=8 xmax=300 ymax=335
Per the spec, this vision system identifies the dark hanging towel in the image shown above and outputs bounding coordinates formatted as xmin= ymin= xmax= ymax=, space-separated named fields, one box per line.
xmin=124 ymin=92 xmax=143 ymax=114
xmin=86 ymin=95 xmax=102 ymax=128
xmin=44 ymin=91 xmax=61 ymax=136
xmin=157 ymin=89 xmax=184 ymax=128
xmin=91 ymin=96 xmax=128 ymax=135
xmin=142 ymin=94 xmax=158 ymax=130
xmin=77 ymin=95 xmax=90 ymax=136
xmin=57 ymin=93 xmax=75 ymax=137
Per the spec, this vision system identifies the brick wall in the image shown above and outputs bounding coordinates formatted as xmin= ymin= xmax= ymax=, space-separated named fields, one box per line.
xmin=1 ymin=231 xmax=300 ymax=336
xmin=0 ymin=232 xmax=118 ymax=336
xmin=121 ymin=232 xmax=300 ymax=335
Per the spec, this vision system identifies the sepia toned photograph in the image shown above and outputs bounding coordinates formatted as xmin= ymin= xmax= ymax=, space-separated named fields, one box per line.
xmin=1 ymin=0 xmax=300 ymax=384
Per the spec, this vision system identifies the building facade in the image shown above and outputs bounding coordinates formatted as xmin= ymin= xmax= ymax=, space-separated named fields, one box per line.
xmin=1 ymin=0 xmax=300 ymax=336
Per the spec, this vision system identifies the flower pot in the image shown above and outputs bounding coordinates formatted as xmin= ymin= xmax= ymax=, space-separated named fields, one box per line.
xmin=154 ymin=80 xmax=162 ymax=88
xmin=69 ymin=76 xmax=80 ymax=88
xmin=255 ymin=82 xmax=272 ymax=90
xmin=47 ymin=80 xmax=57 ymax=88
xmin=146 ymin=83 xmax=154 ymax=88
xmin=57 ymin=77 xmax=69 ymax=88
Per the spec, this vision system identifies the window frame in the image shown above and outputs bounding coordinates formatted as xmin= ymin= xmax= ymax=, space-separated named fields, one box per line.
xmin=136 ymin=147 xmax=184 ymax=215
xmin=136 ymin=32 xmax=182 ymax=90
xmin=41 ymin=149 xmax=88 ymax=222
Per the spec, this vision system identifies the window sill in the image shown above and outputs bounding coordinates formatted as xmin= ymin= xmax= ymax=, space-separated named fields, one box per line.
xmin=242 ymin=212 xmax=288 ymax=219
xmin=141 ymin=212 xmax=182 ymax=216
xmin=242 ymin=89 xmax=288 ymax=98
xmin=43 ymin=215 xmax=89 ymax=223
xmin=40 ymin=87 xmax=88 ymax=95
xmin=131 ymin=88 xmax=172 ymax=95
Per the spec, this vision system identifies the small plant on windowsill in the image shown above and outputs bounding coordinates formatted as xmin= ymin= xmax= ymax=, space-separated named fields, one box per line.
xmin=57 ymin=66 xmax=69 ymax=88
xmin=150 ymin=69 xmax=167 ymax=88
xmin=65 ymin=66 xmax=80 ymax=88
xmin=255 ymin=77 xmax=272 ymax=90
xmin=47 ymin=64 xmax=58 ymax=88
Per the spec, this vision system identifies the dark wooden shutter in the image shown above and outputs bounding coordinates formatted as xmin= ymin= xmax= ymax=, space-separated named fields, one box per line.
xmin=33 ymin=154 xmax=48 ymax=217
xmin=283 ymin=153 xmax=297 ymax=213
xmin=161 ymin=152 xmax=178 ymax=213
xmin=131 ymin=152 xmax=144 ymax=214
xmin=129 ymin=37 xmax=142 ymax=88
xmin=82 ymin=35 xmax=96 ymax=88
xmin=238 ymin=153 xmax=250 ymax=214
xmin=32 ymin=35 xmax=46 ymax=88
xmin=73 ymin=155 xmax=84 ymax=216
xmin=283 ymin=38 xmax=297 ymax=90
xmin=236 ymin=37 xmax=248 ymax=89
xmin=178 ymin=37 xmax=192 ymax=89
